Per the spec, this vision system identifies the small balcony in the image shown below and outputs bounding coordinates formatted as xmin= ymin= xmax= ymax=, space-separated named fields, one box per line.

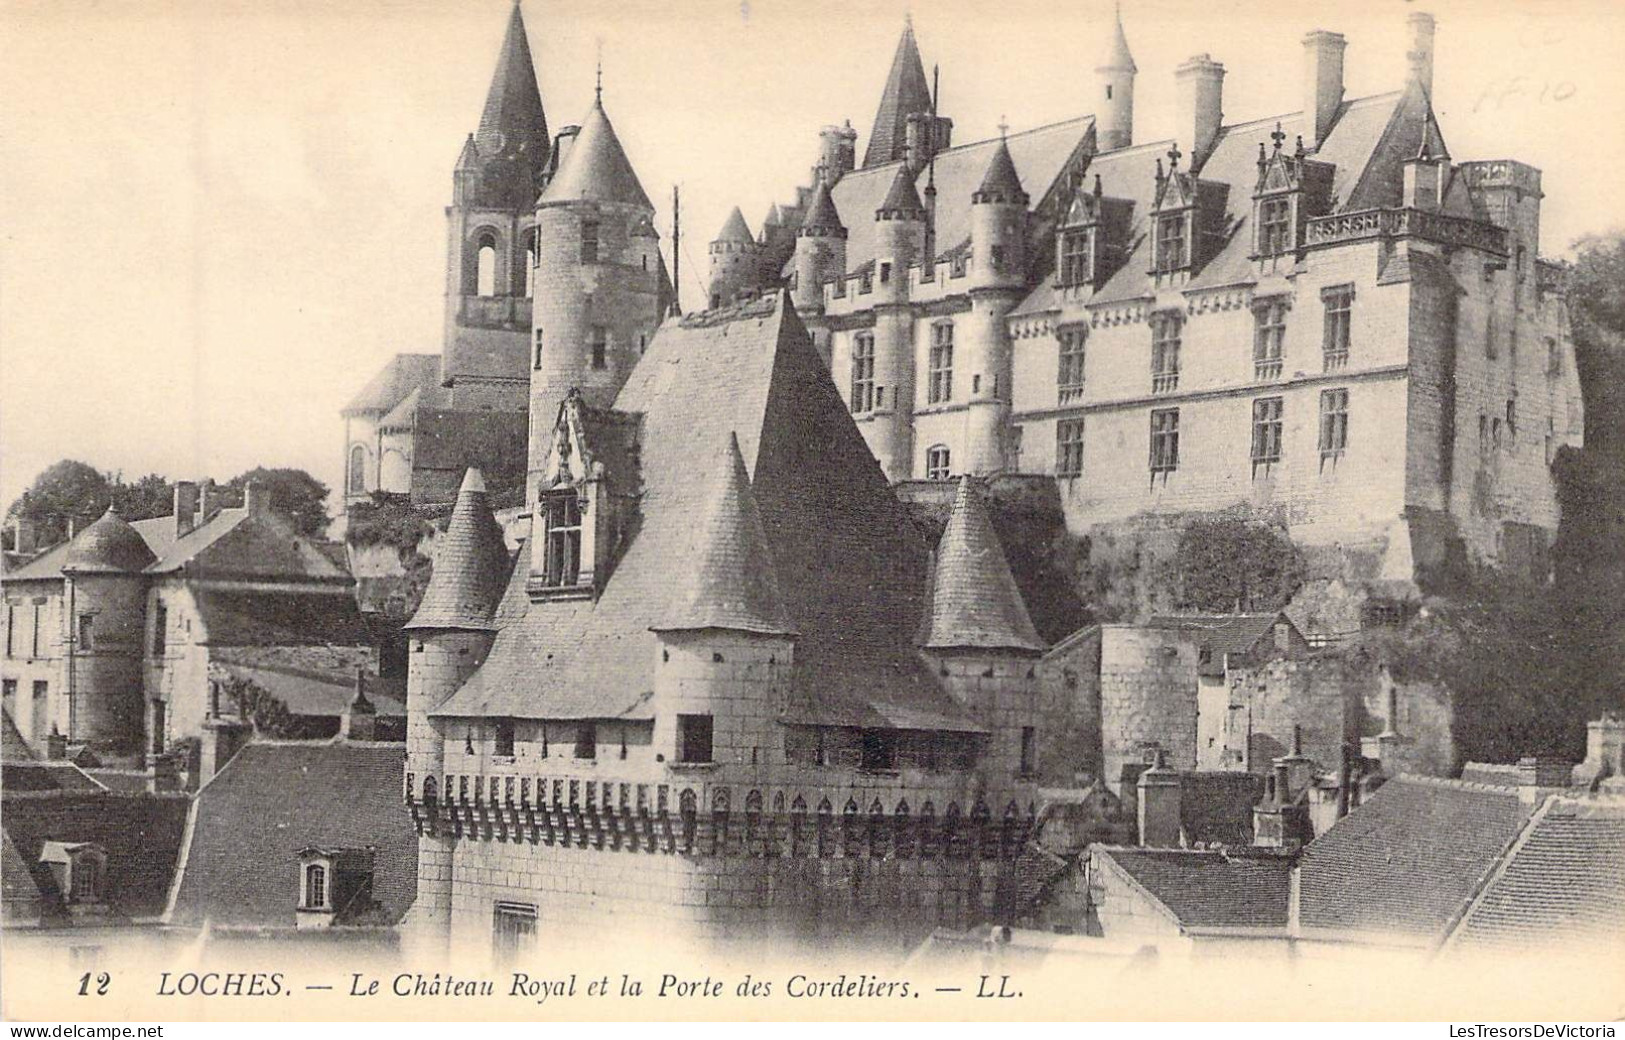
xmin=1254 ymin=360 xmax=1283 ymax=381
xmin=1322 ymin=349 xmax=1349 ymax=372
xmin=1304 ymin=207 xmax=1509 ymax=256
xmin=1151 ymin=372 xmax=1180 ymax=395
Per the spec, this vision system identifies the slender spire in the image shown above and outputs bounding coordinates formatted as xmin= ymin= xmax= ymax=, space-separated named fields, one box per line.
xmin=539 ymin=96 xmax=653 ymax=208
xmin=404 ymin=469 xmax=511 ymax=631
xmin=715 ymin=206 xmax=754 ymax=244
xmin=921 ymin=477 xmax=1043 ymax=652
xmin=972 ymin=138 xmax=1028 ymax=205
xmin=653 ymin=433 xmax=793 ymax=636
xmin=474 ymin=2 xmax=550 ymax=187
xmin=1100 ymin=1 xmax=1137 ymax=72
xmin=863 ymin=18 xmax=934 ymax=168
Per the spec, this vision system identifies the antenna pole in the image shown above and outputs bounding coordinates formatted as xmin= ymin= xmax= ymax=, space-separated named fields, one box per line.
xmin=671 ymin=184 xmax=682 ymax=316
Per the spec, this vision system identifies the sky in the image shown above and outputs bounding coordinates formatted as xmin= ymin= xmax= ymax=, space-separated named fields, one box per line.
xmin=3 ymin=0 xmax=1622 ymax=515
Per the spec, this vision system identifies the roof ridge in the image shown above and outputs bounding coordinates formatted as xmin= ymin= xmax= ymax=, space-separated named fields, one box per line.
xmin=1390 ymin=773 xmax=1526 ymax=797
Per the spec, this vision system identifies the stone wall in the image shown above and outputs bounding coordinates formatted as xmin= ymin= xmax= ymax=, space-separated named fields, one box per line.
xmin=1097 ymin=625 xmax=1200 ymax=794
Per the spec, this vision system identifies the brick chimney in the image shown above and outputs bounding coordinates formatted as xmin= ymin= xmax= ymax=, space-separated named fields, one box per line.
xmin=46 ymin=725 xmax=68 ymax=761
xmin=173 ymin=481 xmax=198 ymax=537
xmin=9 ymin=517 xmax=39 ymax=556
xmin=1137 ymin=750 xmax=1182 ymax=847
xmin=1302 ymin=30 xmax=1346 ymax=152
xmin=1175 ymin=54 xmax=1226 ymax=170
xmin=1515 ymin=755 xmax=1571 ymax=802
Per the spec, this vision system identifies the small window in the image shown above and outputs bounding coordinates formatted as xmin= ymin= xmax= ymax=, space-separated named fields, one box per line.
xmin=1506 ymin=399 xmax=1518 ymax=447
xmin=1322 ymin=285 xmax=1354 ymax=370
xmin=77 ymin=614 xmax=93 ymax=652
xmin=540 ymin=491 xmax=582 ymax=587
xmin=348 ymin=445 xmax=366 ymax=494
xmin=1150 ymin=408 xmax=1180 ymax=477
xmin=1546 ymin=337 xmax=1562 ymax=377
xmin=4 ymin=608 xmax=12 ymax=658
xmin=1253 ymin=299 xmax=1286 ymax=380
xmin=950 ymin=253 xmax=968 ymax=278
xmin=574 ymin=722 xmax=597 ymax=760
xmin=494 ymin=718 xmax=515 ymax=758
xmin=850 ymin=333 xmax=876 ymax=414
xmin=1258 ymin=196 xmax=1292 ymax=255
xmin=925 ymin=445 xmax=951 ymax=481
xmin=677 ymin=714 xmax=714 ymax=764
xmin=1319 ymin=388 xmax=1349 ymax=468
xmin=928 ymin=322 xmax=954 ymax=404
xmin=1252 ymin=397 xmax=1284 ymax=477
xmin=590 ymin=326 xmax=608 ymax=370
xmin=1056 ymin=419 xmax=1085 ymax=478
xmin=151 ymin=605 xmax=167 ymax=658
xmin=1057 ymin=326 xmax=1087 ymax=403
xmin=879 ymin=262 xmax=891 ymax=284
xmin=580 ymin=220 xmax=600 ymax=263
xmin=990 ymin=245 xmax=1007 ymax=272
xmin=1059 ymin=230 xmax=1092 ymax=287
xmin=1019 ymin=727 xmax=1036 ymax=776
xmin=1151 ymin=313 xmax=1181 ymax=394
xmin=493 ymin=902 xmax=538 ymax=960
xmin=1155 ymin=215 xmax=1188 ymax=273
xmin=31 ymin=603 xmax=42 ymax=658
xmin=533 ymin=328 xmax=544 ymax=370
xmin=858 ymin=269 xmax=873 ymax=294
xmin=304 ymin=864 xmax=327 ymax=910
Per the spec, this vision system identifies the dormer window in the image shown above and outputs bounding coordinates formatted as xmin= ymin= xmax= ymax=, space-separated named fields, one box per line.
xmin=1059 ymin=230 xmax=1092 ymax=287
xmin=40 ymin=841 xmax=107 ymax=910
xmin=539 ymin=491 xmax=582 ymax=588
xmin=304 ymin=863 xmax=327 ymax=910
xmin=1258 ymin=197 xmax=1292 ymax=255
xmin=295 ymin=847 xmax=377 ymax=930
xmin=1154 ymin=215 xmax=1188 ymax=273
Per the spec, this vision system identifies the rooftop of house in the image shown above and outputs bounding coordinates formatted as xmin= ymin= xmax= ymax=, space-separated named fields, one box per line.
xmin=2 ymin=706 xmax=33 ymax=762
xmin=210 ymin=651 xmax=406 ymax=718
xmin=1093 ymin=846 xmax=1294 ymax=932
xmin=1175 ymin=770 xmax=1269 ymax=848
xmin=433 ymin=295 xmax=981 ymax=734
xmin=1 ymin=761 xmax=108 ymax=794
xmin=341 ymin=352 xmax=442 ymax=416
xmin=167 ymin=740 xmax=417 ymax=930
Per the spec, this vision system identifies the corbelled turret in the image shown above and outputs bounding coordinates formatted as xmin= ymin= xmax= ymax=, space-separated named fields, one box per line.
xmin=792 ymin=177 xmax=847 ymax=312
xmin=921 ymin=477 xmax=1041 ymax=652
xmin=405 ymin=469 xmax=511 ymax=633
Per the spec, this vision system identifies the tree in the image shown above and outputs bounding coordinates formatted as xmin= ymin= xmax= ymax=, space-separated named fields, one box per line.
xmin=228 ymin=467 xmax=331 ymax=537
xmin=1171 ymin=517 xmax=1306 ymax=614
xmin=5 ymin=460 xmax=112 ymax=545
xmin=1567 ymin=231 xmax=1625 ymax=457
xmin=113 ymin=473 xmax=175 ymax=521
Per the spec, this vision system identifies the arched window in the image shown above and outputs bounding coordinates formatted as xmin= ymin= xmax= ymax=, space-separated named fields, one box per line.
xmin=348 ymin=445 xmax=366 ymax=493
xmin=304 ymin=863 xmax=327 ymax=909
xmin=423 ymin=775 xmax=438 ymax=803
xmin=475 ymin=232 xmax=499 ymax=297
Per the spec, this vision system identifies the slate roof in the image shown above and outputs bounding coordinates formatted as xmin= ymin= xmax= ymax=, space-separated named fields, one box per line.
xmin=405 ymin=469 xmax=514 ymax=631
xmin=539 ymin=98 xmax=652 ymax=209
xmin=921 ymin=477 xmax=1043 ymax=652
xmin=1147 ymin=613 xmax=1295 ymax=661
xmin=1 ymin=826 xmax=44 ymax=925
xmin=801 ymin=178 xmax=846 ymax=236
xmin=1097 ymin=847 xmax=1292 ymax=930
xmin=472 ymin=1 xmax=550 ymax=203
xmin=1 ymin=762 xmax=108 ymax=793
xmin=1297 ymin=776 xmax=1536 ymax=942
xmin=168 ymin=741 xmax=416 ymax=929
xmin=862 ymin=21 xmax=933 ymax=169
xmin=1177 ymin=770 xmax=1267 ymax=847
xmin=195 ymin=589 xmax=370 ymax=647
xmin=1447 ymin=797 xmax=1625 ymax=952
xmin=342 ymin=353 xmax=441 ymax=416
xmin=57 ymin=508 xmax=157 ymax=574
xmin=974 ymin=139 xmax=1028 ymax=205
xmin=2 ymin=706 xmax=33 ymax=761
xmin=877 ymin=163 xmax=926 ymax=219
xmin=210 ymin=659 xmax=406 ymax=718
xmin=1100 ymin=5 xmax=1136 ymax=72
xmin=436 ymin=294 xmax=978 ymax=733
xmin=715 ymin=207 xmax=754 ymax=244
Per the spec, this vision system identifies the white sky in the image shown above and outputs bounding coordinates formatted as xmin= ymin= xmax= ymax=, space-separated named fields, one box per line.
xmin=3 ymin=0 xmax=1621 ymax=513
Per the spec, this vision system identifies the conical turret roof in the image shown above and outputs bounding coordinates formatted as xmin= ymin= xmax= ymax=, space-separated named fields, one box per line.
xmin=799 ymin=178 xmax=846 ymax=237
xmin=405 ymin=469 xmax=512 ymax=631
xmin=921 ymin=477 xmax=1042 ymax=652
xmin=863 ymin=19 xmax=934 ymax=168
xmin=715 ymin=206 xmax=755 ymax=244
xmin=62 ymin=507 xmax=156 ymax=574
xmin=455 ymin=133 xmax=480 ymax=172
xmin=539 ymin=98 xmax=653 ymax=209
xmin=1099 ymin=3 xmax=1137 ymax=72
xmin=973 ymin=138 xmax=1029 ymax=205
xmin=762 ymin=203 xmax=784 ymax=228
xmin=474 ymin=3 xmax=550 ymax=186
xmin=877 ymin=163 xmax=926 ymax=220
xmin=652 ymin=432 xmax=792 ymax=636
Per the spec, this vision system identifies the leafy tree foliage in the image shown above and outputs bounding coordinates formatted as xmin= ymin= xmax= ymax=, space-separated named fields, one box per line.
xmin=5 ymin=460 xmax=112 ymax=545
xmin=227 ymin=467 xmax=331 ymax=537
xmin=1172 ymin=518 xmax=1306 ymax=614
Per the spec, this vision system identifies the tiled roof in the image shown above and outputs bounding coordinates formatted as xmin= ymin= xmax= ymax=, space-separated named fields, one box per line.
xmin=1147 ymin=613 xmax=1289 ymax=657
xmin=195 ymin=589 xmax=370 ymax=647
xmin=539 ymin=98 xmax=652 ymax=209
xmin=408 ymin=408 xmax=529 ymax=481
xmin=1 ymin=826 xmax=44 ymax=925
xmin=1178 ymin=771 xmax=1266 ymax=848
xmin=406 ymin=469 xmax=513 ymax=631
xmin=1 ymin=762 xmax=107 ymax=793
xmin=2 ymin=707 xmax=33 ymax=761
xmin=1097 ymin=847 xmax=1291 ymax=930
xmin=1297 ymin=776 xmax=1536 ymax=942
xmin=974 ymin=139 xmax=1029 ymax=205
xmin=862 ymin=21 xmax=933 ymax=169
xmin=435 ymin=295 xmax=978 ymax=733
xmin=149 ymin=510 xmax=351 ymax=581
xmin=1448 ymin=797 xmax=1625 ymax=952
xmin=342 ymin=353 xmax=441 ymax=415
xmin=61 ymin=508 xmax=157 ymax=574
xmin=472 ymin=2 xmax=550 ymax=206
xmin=921 ymin=477 xmax=1043 ymax=652
xmin=654 ymin=432 xmax=793 ymax=636
xmin=715 ymin=207 xmax=754 ymax=244
xmin=1 ymin=792 xmax=190 ymax=920
xmin=168 ymin=741 xmax=417 ymax=929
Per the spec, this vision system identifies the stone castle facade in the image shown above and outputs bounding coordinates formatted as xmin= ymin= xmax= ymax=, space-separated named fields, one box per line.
xmin=708 ymin=10 xmax=1584 ymax=578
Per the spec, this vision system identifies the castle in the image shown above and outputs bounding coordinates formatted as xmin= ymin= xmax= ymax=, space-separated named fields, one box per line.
xmin=708 ymin=10 xmax=1584 ymax=580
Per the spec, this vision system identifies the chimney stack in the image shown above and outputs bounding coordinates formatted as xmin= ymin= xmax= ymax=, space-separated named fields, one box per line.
xmin=198 ymin=480 xmax=219 ymax=523
xmin=9 ymin=517 xmax=39 ymax=556
xmin=343 ymin=668 xmax=378 ymax=743
xmin=243 ymin=481 xmax=267 ymax=517
xmin=173 ymin=481 xmax=198 ymax=537
xmin=1175 ymin=54 xmax=1226 ymax=170
xmin=1407 ymin=12 xmax=1436 ymax=98
xmin=1302 ymin=30 xmax=1346 ymax=152
xmin=1136 ymin=750 xmax=1183 ymax=847
xmin=819 ymin=122 xmax=858 ymax=184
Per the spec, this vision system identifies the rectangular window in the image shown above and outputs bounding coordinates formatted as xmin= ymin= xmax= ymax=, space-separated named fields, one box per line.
xmin=533 ymin=328 xmax=544 ymax=370
xmin=1056 ymin=419 xmax=1085 ymax=478
xmin=1155 ymin=215 xmax=1187 ymax=273
xmin=1151 ymin=313 xmax=1181 ymax=394
xmin=676 ymin=714 xmax=714 ymax=764
xmin=1253 ymin=298 xmax=1286 ymax=380
xmin=928 ymin=323 xmax=954 ymax=404
xmin=1251 ymin=397 xmax=1284 ymax=477
xmin=32 ymin=681 xmax=48 ymax=737
xmin=1150 ymin=408 xmax=1180 ymax=477
xmin=1322 ymin=285 xmax=1354 ymax=370
xmin=31 ymin=603 xmax=42 ymax=658
xmin=950 ymin=254 xmax=968 ymax=279
xmin=590 ymin=326 xmax=608 ymax=370
xmin=1258 ymin=197 xmax=1292 ymax=255
xmin=1059 ymin=230 xmax=1092 ymax=287
xmin=152 ymin=605 xmax=167 ymax=658
xmin=1546 ymin=337 xmax=1562 ymax=376
xmin=1 ymin=680 xmax=14 ymax=720
xmin=925 ymin=445 xmax=951 ymax=481
xmin=1506 ymin=400 xmax=1518 ymax=447
xmin=1020 ymin=727 xmax=1037 ymax=776
xmin=990 ymin=245 xmax=1007 ymax=272
xmin=573 ymin=722 xmax=597 ymax=760
xmin=77 ymin=614 xmax=93 ymax=652
xmin=542 ymin=492 xmax=582 ymax=587
xmin=879 ymin=262 xmax=891 ymax=284
xmin=858 ymin=269 xmax=873 ymax=294
xmin=1485 ymin=311 xmax=1499 ymax=360
xmin=1057 ymin=326 xmax=1087 ymax=403
xmin=494 ymin=718 xmax=515 ymax=758
xmin=580 ymin=220 xmax=599 ymax=263
xmin=4 ymin=606 xmax=12 ymax=657
xmin=850 ymin=333 xmax=876 ymax=414
xmin=1319 ymin=388 xmax=1349 ymax=468
xmin=492 ymin=902 xmax=539 ymax=961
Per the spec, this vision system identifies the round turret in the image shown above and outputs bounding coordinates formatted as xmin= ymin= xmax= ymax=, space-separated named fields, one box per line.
xmin=63 ymin=508 xmax=155 ymax=574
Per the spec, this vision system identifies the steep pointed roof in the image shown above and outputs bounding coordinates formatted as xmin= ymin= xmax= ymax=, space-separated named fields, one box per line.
xmin=62 ymin=508 xmax=157 ymax=574
xmin=800 ymin=178 xmax=847 ymax=237
xmin=653 ymin=432 xmax=792 ymax=635
xmin=539 ymin=98 xmax=652 ymax=209
xmin=1099 ymin=3 xmax=1137 ymax=72
xmin=921 ymin=478 xmax=1043 ymax=652
xmin=762 ymin=203 xmax=784 ymax=228
xmin=715 ymin=206 xmax=755 ymax=244
xmin=455 ymin=133 xmax=480 ymax=172
xmin=973 ymin=138 xmax=1029 ymax=205
xmin=405 ymin=469 xmax=512 ymax=631
xmin=863 ymin=19 xmax=933 ymax=168
xmin=474 ymin=2 xmax=550 ymax=178
xmin=876 ymin=163 xmax=926 ymax=219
